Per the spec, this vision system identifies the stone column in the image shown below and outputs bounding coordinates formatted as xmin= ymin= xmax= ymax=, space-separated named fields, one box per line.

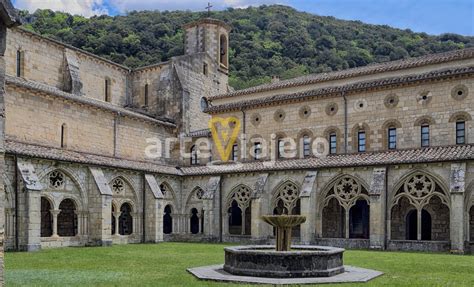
xmin=449 ymin=163 xmax=466 ymax=254
xmin=51 ymin=210 xmax=60 ymax=238
xmin=300 ymin=171 xmax=317 ymax=244
xmin=300 ymin=196 xmax=315 ymax=244
xmin=250 ymin=198 xmax=262 ymax=239
xmin=369 ymin=167 xmax=387 ymax=250
xmin=417 ymin=209 xmax=422 ymax=241
xmin=344 ymin=211 xmax=350 ymax=239
xmin=25 ymin=188 xmax=42 ymax=251
xmin=203 ymin=200 xmax=214 ymax=237
xmin=98 ymin=194 xmax=113 ymax=246
xmin=113 ymin=212 xmax=120 ymax=235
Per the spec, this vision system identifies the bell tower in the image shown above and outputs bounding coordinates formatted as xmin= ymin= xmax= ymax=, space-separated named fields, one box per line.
xmin=183 ymin=18 xmax=231 ymax=72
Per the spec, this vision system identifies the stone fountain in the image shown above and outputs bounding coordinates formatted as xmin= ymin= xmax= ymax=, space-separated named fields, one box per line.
xmin=188 ymin=214 xmax=383 ymax=284
xmin=223 ymin=215 xmax=345 ymax=278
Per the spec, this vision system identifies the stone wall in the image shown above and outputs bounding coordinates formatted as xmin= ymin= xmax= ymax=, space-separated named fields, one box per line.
xmin=4 ymin=85 xmax=175 ymax=163
xmin=208 ymin=77 xmax=473 ymax=158
xmin=5 ymin=28 xmax=129 ymax=104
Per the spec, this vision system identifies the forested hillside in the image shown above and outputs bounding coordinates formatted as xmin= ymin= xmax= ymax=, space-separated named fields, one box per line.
xmin=18 ymin=5 xmax=474 ymax=89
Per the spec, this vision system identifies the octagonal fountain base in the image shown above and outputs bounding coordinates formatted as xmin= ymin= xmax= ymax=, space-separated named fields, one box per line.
xmin=188 ymin=265 xmax=383 ymax=285
xmin=224 ymin=245 xmax=345 ymax=278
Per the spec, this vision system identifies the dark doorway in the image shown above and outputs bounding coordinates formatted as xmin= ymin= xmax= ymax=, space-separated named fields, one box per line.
xmin=58 ymin=199 xmax=77 ymax=237
xmin=119 ymin=203 xmax=133 ymax=235
xmin=421 ymin=209 xmax=431 ymax=240
xmin=190 ymin=208 xmax=199 ymax=234
xmin=244 ymin=203 xmax=252 ymax=236
xmin=228 ymin=200 xmax=242 ymax=235
xmin=406 ymin=209 xmax=417 ymax=240
xmin=111 ymin=205 xmax=116 ymax=235
xmin=41 ymin=197 xmax=53 ymax=237
xmin=163 ymin=205 xmax=173 ymax=234
xmin=349 ymin=200 xmax=370 ymax=239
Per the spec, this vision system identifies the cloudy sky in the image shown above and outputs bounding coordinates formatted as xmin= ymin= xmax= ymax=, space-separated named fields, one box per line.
xmin=12 ymin=0 xmax=473 ymax=35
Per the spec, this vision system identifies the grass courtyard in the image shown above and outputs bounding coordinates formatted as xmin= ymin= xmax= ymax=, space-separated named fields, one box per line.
xmin=5 ymin=242 xmax=474 ymax=286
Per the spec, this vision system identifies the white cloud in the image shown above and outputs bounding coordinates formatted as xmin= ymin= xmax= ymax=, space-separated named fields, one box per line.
xmin=14 ymin=0 xmax=108 ymax=17
xmin=13 ymin=0 xmax=287 ymax=16
xmin=109 ymin=0 xmax=286 ymax=13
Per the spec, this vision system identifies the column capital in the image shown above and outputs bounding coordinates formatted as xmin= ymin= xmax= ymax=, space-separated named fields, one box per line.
xmin=50 ymin=209 xmax=60 ymax=216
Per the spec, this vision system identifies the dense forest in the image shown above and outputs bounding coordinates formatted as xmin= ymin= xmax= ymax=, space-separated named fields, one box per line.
xmin=18 ymin=5 xmax=474 ymax=90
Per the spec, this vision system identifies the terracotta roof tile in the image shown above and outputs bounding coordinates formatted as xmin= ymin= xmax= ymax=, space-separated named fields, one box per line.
xmin=205 ymin=66 xmax=474 ymax=113
xmin=210 ymin=48 xmax=474 ymax=100
xmin=181 ymin=145 xmax=474 ymax=175
xmin=5 ymin=140 xmax=180 ymax=175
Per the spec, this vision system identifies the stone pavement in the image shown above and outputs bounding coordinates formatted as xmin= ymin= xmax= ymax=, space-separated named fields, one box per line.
xmin=188 ymin=264 xmax=383 ymax=285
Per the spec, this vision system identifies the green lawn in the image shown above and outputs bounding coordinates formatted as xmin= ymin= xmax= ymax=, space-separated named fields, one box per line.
xmin=5 ymin=243 xmax=474 ymax=286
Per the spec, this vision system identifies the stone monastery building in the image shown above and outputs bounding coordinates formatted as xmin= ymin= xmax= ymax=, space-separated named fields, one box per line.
xmin=1 ymin=7 xmax=474 ymax=255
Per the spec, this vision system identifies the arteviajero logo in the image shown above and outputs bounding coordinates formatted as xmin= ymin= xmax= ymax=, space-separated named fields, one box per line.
xmin=209 ymin=116 xmax=241 ymax=162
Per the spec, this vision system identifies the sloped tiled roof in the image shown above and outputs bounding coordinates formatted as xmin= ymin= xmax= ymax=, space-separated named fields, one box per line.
xmin=6 ymin=140 xmax=473 ymax=177
xmin=205 ymin=66 xmax=474 ymax=113
xmin=210 ymin=48 xmax=474 ymax=100
xmin=189 ymin=129 xmax=211 ymax=137
xmin=5 ymin=140 xmax=181 ymax=175
xmin=6 ymin=76 xmax=176 ymax=128
xmin=181 ymin=144 xmax=474 ymax=175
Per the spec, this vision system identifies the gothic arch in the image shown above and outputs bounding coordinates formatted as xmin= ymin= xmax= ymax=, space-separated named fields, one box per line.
xmin=389 ymin=170 xmax=450 ymax=241
xmin=109 ymin=175 xmax=140 ymax=206
xmin=185 ymin=186 xmax=205 ymax=206
xmin=225 ymin=184 xmax=252 ymax=236
xmin=159 ymin=180 xmax=177 ymax=201
xmin=184 ymin=186 xmax=205 ymax=233
xmin=389 ymin=169 xmax=450 ymax=209
xmin=318 ymin=173 xmax=370 ymax=211
xmin=271 ymin=179 xmax=301 ymax=213
xmin=38 ymin=166 xmax=87 ymax=205
xmin=320 ymin=174 xmax=370 ymax=239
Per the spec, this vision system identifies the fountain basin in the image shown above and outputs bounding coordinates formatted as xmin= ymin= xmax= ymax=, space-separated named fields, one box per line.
xmin=224 ymin=245 xmax=345 ymax=278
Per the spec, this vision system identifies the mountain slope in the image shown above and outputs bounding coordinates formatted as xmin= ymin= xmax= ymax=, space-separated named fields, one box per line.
xmin=18 ymin=5 xmax=474 ymax=90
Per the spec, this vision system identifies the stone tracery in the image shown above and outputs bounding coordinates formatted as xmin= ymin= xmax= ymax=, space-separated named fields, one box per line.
xmin=322 ymin=175 xmax=370 ymax=239
xmin=226 ymin=184 xmax=252 ymax=235
xmin=49 ymin=170 xmax=65 ymax=189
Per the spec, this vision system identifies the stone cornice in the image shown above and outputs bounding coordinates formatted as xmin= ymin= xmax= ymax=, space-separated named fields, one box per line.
xmin=205 ymin=66 xmax=474 ymax=114
xmin=5 ymin=139 xmax=181 ymax=175
xmin=181 ymin=144 xmax=474 ymax=176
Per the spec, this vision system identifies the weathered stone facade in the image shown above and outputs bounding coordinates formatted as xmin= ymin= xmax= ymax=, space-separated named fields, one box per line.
xmin=1 ymin=5 xmax=474 ymax=263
